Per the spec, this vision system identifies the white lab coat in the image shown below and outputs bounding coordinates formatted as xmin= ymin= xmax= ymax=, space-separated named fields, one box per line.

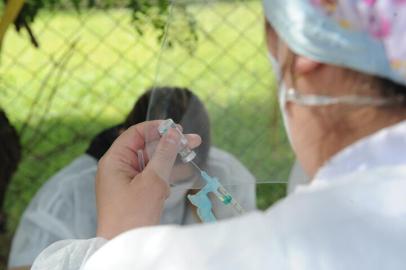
xmin=9 ymin=147 xmax=256 ymax=268
xmin=287 ymin=160 xmax=309 ymax=194
xmin=32 ymin=121 xmax=406 ymax=270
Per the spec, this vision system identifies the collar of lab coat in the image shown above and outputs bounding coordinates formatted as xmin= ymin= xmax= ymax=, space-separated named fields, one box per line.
xmin=313 ymin=120 xmax=406 ymax=183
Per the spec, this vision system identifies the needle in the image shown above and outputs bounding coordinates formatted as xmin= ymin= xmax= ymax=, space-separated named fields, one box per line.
xmin=190 ymin=160 xmax=202 ymax=172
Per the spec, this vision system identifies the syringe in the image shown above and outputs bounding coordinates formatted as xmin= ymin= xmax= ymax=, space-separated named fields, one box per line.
xmin=157 ymin=119 xmax=245 ymax=221
xmin=216 ymin=181 xmax=245 ymax=215
xmin=190 ymin=160 xmax=245 ymax=216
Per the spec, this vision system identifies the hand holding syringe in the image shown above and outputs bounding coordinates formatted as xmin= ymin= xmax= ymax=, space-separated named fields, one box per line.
xmin=157 ymin=119 xmax=245 ymax=223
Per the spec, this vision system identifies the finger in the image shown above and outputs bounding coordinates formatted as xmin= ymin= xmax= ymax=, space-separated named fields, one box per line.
xmin=110 ymin=120 xmax=163 ymax=153
xmin=185 ymin=134 xmax=202 ymax=149
xmin=144 ymin=140 xmax=158 ymax=163
xmin=108 ymin=120 xmax=201 ymax=174
xmin=105 ymin=121 xmax=163 ymax=172
xmin=176 ymin=124 xmax=183 ymax=132
xmin=144 ymin=128 xmax=181 ymax=183
xmin=143 ymin=133 xmax=201 ymax=165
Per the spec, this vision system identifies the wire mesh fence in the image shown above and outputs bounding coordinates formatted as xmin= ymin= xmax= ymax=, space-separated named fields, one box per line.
xmin=0 ymin=0 xmax=293 ymax=266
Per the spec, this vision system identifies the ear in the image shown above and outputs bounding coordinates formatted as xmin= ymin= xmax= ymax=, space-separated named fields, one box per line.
xmin=294 ymin=56 xmax=321 ymax=75
xmin=264 ymin=20 xmax=278 ymax=56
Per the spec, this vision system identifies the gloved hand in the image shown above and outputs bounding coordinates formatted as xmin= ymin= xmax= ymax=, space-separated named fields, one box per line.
xmin=95 ymin=120 xmax=201 ymax=240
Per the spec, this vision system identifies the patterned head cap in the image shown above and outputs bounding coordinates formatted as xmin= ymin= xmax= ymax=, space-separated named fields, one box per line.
xmin=264 ymin=0 xmax=406 ymax=85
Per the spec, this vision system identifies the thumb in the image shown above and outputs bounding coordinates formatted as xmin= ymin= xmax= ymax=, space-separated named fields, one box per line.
xmin=143 ymin=127 xmax=181 ymax=183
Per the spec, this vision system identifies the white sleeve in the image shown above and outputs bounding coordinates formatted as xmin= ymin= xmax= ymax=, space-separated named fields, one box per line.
xmin=29 ymin=211 xmax=273 ymax=270
xmin=82 ymin=212 xmax=278 ymax=270
xmin=31 ymin=238 xmax=108 ymax=270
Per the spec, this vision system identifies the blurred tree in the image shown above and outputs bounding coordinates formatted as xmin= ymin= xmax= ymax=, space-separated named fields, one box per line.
xmin=1 ymin=0 xmax=198 ymax=51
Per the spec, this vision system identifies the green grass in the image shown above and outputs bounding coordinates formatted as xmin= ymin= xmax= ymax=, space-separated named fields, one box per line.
xmin=0 ymin=1 xmax=294 ymax=267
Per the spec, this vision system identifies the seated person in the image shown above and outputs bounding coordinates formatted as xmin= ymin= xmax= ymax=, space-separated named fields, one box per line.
xmin=8 ymin=87 xmax=256 ymax=269
xmin=0 ymin=109 xmax=21 ymax=233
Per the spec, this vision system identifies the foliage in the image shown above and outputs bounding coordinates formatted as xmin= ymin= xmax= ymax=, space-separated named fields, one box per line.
xmin=7 ymin=0 xmax=198 ymax=50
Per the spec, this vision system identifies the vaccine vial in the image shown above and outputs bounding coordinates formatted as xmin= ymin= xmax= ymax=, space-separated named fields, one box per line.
xmin=158 ymin=119 xmax=196 ymax=163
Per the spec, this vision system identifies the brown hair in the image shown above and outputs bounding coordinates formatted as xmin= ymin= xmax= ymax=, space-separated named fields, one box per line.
xmin=377 ymin=78 xmax=406 ymax=105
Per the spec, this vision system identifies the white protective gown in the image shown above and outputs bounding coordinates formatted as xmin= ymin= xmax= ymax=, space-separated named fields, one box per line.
xmin=287 ymin=160 xmax=309 ymax=194
xmin=32 ymin=121 xmax=406 ymax=270
xmin=9 ymin=147 xmax=256 ymax=268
